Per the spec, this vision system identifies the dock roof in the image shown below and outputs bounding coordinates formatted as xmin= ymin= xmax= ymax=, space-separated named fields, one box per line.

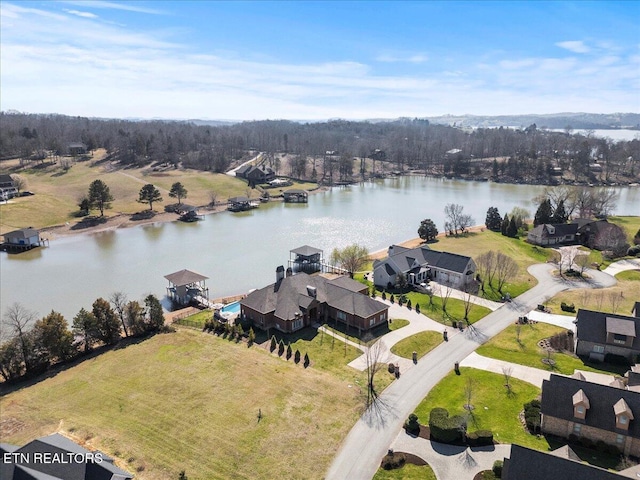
xmin=164 ymin=269 xmax=209 ymax=286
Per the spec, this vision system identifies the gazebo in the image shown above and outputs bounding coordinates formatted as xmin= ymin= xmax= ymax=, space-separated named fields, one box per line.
xmin=164 ymin=269 xmax=209 ymax=306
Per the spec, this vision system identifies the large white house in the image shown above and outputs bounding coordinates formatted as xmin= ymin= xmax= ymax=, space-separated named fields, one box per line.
xmin=373 ymin=245 xmax=476 ymax=290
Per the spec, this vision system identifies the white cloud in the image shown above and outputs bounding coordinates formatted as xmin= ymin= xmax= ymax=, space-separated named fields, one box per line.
xmin=1 ymin=2 xmax=638 ymax=119
xmin=556 ymin=40 xmax=590 ymax=54
xmin=60 ymin=1 xmax=165 ymax=15
xmin=64 ymin=9 xmax=98 ymax=19
xmin=376 ymin=52 xmax=428 ymax=63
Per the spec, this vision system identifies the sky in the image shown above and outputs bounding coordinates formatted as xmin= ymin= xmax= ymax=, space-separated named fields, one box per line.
xmin=1 ymin=1 xmax=639 ymax=120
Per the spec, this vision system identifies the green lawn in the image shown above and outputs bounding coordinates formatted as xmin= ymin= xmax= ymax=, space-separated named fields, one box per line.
xmin=414 ymin=368 xmax=546 ymax=450
xmin=401 ymin=293 xmax=492 ymax=326
xmin=391 ymin=331 xmax=443 ymax=359
xmin=476 ymin=323 xmax=627 ymax=376
xmin=546 ymin=270 xmax=640 ymax=318
xmin=322 ymin=319 xmax=409 ymax=347
xmin=373 ymin=463 xmax=437 ymax=480
xmin=0 ymin=329 xmax=363 ymax=480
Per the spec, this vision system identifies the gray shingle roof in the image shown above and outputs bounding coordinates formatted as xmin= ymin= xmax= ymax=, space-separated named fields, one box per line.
xmin=503 ymin=444 xmax=623 ymax=480
xmin=576 ymin=309 xmax=640 ymax=350
xmin=241 ymin=272 xmax=386 ymax=321
xmin=387 ymin=245 xmax=472 ymax=274
xmin=164 ymin=269 xmax=208 ymax=286
xmin=290 ymin=245 xmax=322 ymax=256
xmin=3 ymin=228 xmax=39 ymax=240
xmin=541 ymin=374 xmax=640 ymax=439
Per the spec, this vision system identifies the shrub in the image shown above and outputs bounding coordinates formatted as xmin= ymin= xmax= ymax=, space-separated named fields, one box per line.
xmin=415 ymin=303 xmax=420 ymax=313
xmin=627 ymin=245 xmax=640 ymax=257
xmin=604 ymin=353 xmax=630 ymax=366
xmin=467 ymin=430 xmax=494 ymax=446
xmin=429 ymin=407 xmax=465 ymax=444
xmin=286 ymin=343 xmax=292 ymax=359
xmin=381 ymin=452 xmax=406 ymax=470
xmin=492 ymin=460 xmax=503 ymax=478
xmin=382 ymin=292 xmax=387 ymax=301
xmin=406 ymin=299 xmax=412 ymax=310
xmin=595 ymin=440 xmax=608 ymax=452
xmin=294 ymin=349 xmax=301 ymax=364
xmin=278 ymin=339 xmax=285 ymax=356
xmin=523 ymin=399 xmax=541 ymax=433
xmin=390 ymin=294 xmax=395 ymax=304
xmin=405 ymin=413 xmax=420 ymax=435
xmin=248 ymin=327 xmax=255 ymax=345
xmin=608 ymin=444 xmax=622 ymax=455
xmin=388 ymin=362 xmax=396 ymax=374
xmin=270 ymin=336 xmax=277 ymax=352
xmin=398 ymin=296 xmax=404 ymax=306
xmin=580 ymin=436 xmax=593 ymax=448
xmin=561 ymin=302 xmax=576 ymax=313
xmin=303 ymin=353 xmax=310 ymax=367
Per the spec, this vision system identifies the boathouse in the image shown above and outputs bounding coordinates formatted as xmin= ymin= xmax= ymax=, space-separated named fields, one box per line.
xmin=289 ymin=245 xmax=323 ymax=274
xmin=227 ymin=196 xmax=253 ymax=212
xmin=164 ymin=269 xmax=209 ymax=306
xmin=2 ymin=227 xmax=42 ymax=252
xmin=283 ymin=189 xmax=308 ymax=203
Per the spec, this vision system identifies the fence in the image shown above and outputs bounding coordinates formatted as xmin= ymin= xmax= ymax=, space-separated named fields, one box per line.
xmin=175 ymin=318 xmax=204 ymax=330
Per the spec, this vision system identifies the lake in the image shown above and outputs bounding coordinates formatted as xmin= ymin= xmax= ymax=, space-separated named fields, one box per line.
xmin=1 ymin=177 xmax=638 ymax=320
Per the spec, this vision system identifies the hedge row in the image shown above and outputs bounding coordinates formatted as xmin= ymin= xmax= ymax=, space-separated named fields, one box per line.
xmin=429 ymin=407 xmax=466 ymax=443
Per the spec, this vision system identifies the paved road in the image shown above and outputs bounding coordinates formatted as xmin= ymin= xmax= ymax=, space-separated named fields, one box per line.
xmin=325 ymin=264 xmax=616 ymax=480
xmin=603 ymin=258 xmax=640 ymax=276
xmin=226 ymin=152 xmax=262 ymax=176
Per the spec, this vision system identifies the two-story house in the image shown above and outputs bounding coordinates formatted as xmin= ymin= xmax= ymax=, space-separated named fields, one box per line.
xmin=575 ymin=309 xmax=640 ymax=363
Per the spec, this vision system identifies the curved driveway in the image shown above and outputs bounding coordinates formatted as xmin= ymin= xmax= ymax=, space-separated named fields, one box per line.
xmin=325 ymin=264 xmax=616 ymax=480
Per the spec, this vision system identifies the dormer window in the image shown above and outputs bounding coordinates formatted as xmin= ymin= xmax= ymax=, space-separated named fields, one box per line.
xmin=572 ymin=389 xmax=590 ymax=420
xmin=614 ymin=398 xmax=634 ymax=431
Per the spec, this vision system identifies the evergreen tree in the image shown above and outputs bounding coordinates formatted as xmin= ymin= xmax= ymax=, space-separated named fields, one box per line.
xmin=304 ymin=352 xmax=310 ymax=367
xmin=169 ymin=182 xmax=188 ymax=204
xmin=417 ymin=218 xmax=439 ymax=241
xmin=501 ymin=213 xmax=510 ymax=236
xmin=248 ymin=327 xmax=255 ymax=345
xmin=144 ymin=294 xmax=165 ymax=332
xmin=32 ymin=311 xmax=76 ymax=364
xmin=534 ymin=199 xmax=553 ymax=226
xmin=485 ymin=207 xmax=502 ymax=231
xmin=92 ymin=298 xmax=121 ymax=345
xmin=72 ymin=308 xmax=99 ymax=352
xmin=551 ymin=199 xmax=567 ymax=223
xmin=87 ymin=179 xmax=114 ymax=216
xmin=507 ymin=215 xmax=518 ymax=237
xmin=138 ymin=183 xmax=163 ymax=211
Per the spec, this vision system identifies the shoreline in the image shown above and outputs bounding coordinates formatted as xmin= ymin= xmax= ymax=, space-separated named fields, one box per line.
xmin=368 ymin=224 xmax=486 ymax=260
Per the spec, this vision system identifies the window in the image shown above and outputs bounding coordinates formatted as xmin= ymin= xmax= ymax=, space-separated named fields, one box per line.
xmin=380 ymin=312 xmax=386 ymax=322
xmin=616 ymin=434 xmax=625 ymax=444
xmin=292 ymin=319 xmax=302 ymax=330
xmin=576 ymin=406 xmax=585 ymax=415
xmin=336 ymin=311 xmax=346 ymax=321
xmin=573 ymin=423 xmax=582 ymax=434
xmin=619 ymin=415 xmax=628 ymax=425
xmin=614 ymin=334 xmax=627 ymax=345
xmin=370 ymin=318 xmax=375 ymax=327
xmin=593 ymin=345 xmax=605 ymax=353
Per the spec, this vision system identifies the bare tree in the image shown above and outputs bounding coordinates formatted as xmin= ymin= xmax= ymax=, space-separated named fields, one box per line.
xmin=444 ymin=203 xmax=475 ymax=236
xmin=208 ymin=190 xmax=218 ymax=208
xmin=365 ymin=340 xmax=388 ymax=409
xmin=565 ymin=248 xmax=579 ymax=272
xmin=10 ymin=174 xmax=27 ymax=194
xmin=440 ymin=284 xmax=453 ymax=318
xmin=2 ymin=303 xmax=37 ymax=375
xmin=109 ymin=291 xmax=130 ymax=337
xmin=475 ymin=251 xmax=497 ymax=291
xmin=330 ymin=244 xmax=369 ymax=277
xmin=462 ymin=284 xmax=475 ymax=323
xmin=575 ymin=254 xmax=590 ymax=277
xmin=494 ymin=252 xmax=519 ymax=293
xmin=502 ymin=366 xmax=513 ymax=391
xmin=595 ymin=291 xmax=605 ymax=310
xmin=550 ymin=250 xmax=564 ymax=277
xmin=515 ymin=324 xmax=522 ymax=344
xmin=464 ymin=377 xmax=474 ymax=411
xmin=610 ymin=291 xmax=623 ymax=314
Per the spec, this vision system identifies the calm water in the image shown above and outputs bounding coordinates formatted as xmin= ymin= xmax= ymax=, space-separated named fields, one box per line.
xmin=2 ymin=177 xmax=638 ymax=320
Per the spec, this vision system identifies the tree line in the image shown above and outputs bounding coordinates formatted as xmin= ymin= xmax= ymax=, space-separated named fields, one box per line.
xmin=2 ymin=112 xmax=637 ymax=183
xmin=0 ymin=293 xmax=166 ymax=383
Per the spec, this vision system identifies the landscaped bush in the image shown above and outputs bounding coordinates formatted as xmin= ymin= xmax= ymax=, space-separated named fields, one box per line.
xmin=604 ymin=353 xmax=630 ymax=366
xmin=404 ymin=413 xmax=420 ymax=435
xmin=627 ymin=245 xmax=640 ymax=257
xmin=548 ymin=330 xmax=574 ymax=353
xmin=429 ymin=407 xmax=465 ymax=444
xmin=390 ymin=294 xmax=395 ymax=304
xmin=406 ymin=299 xmax=412 ymax=310
xmin=467 ymin=430 xmax=494 ymax=446
xmin=561 ymin=302 xmax=576 ymax=313
xmin=523 ymin=399 xmax=541 ymax=433
xmin=380 ymin=451 xmax=406 ymax=470
xmin=415 ymin=303 xmax=420 ymax=313
xmin=492 ymin=460 xmax=503 ymax=478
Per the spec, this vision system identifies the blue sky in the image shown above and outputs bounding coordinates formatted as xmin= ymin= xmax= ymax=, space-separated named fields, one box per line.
xmin=1 ymin=1 xmax=638 ymax=120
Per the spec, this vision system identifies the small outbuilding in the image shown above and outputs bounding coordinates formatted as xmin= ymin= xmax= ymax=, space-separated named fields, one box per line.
xmin=2 ymin=227 xmax=42 ymax=252
xmin=283 ymin=189 xmax=308 ymax=203
xmin=165 ymin=269 xmax=209 ymax=306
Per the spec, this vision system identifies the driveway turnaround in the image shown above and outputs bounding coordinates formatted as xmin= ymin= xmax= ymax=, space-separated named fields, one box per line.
xmin=325 ymin=264 xmax=617 ymax=480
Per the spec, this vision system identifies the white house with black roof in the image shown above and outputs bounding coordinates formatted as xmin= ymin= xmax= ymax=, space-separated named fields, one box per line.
xmin=0 ymin=433 xmax=133 ymax=480
xmin=372 ymin=245 xmax=476 ymax=290
xmin=541 ymin=374 xmax=640 ymax=457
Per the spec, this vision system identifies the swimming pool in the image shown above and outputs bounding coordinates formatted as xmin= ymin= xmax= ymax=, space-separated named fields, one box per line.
xmin=221 ymin=301 xmax=240 ymax=314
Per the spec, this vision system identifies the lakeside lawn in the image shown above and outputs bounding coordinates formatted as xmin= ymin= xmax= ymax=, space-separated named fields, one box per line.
xmin=545 ymin=270 xmax=640 ymax=318
xmin=0 ymin=328 xmax=364 ymax=480
xmin=390 ymin=331 xmax=443 ymax=359
xmin=476 ymin=323 xmax=628 ymax=376
xmin=0 ymin=152 xmax=317 ymax=233
xmin=413 ymin=368 xmax=545 ymax=450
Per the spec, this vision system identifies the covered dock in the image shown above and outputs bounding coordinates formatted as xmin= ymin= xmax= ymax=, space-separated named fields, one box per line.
xmin=227 ymin=196 xmax=258 ymax=212
xmin=164 ymin=269 xmax=210 ymax=306
xmin=177 ymin=205 xmax=204 ymax=222
xmin=1 ymin=227 xmax=47 ymax=252
xmin=283 ymin=189 xmax=308 ymax=203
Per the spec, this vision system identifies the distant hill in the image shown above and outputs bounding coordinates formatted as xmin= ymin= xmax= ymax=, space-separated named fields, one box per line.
xmin=423 ymin=113 xmax=640 ymax=130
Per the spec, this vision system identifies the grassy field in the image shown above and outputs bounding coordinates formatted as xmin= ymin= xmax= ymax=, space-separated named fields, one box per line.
xmin=390 ymin=331 xmax=443 ymax=359
xmin=476 ymin=323 xmax=627 ymax=376
xmin=609 ymin=216 xmax=640 ymax=243
xmin=0 ymin=152 xmax=317 ymax=233
xmin=372 ymin=463 xmax=437 ymax=480
xmin=414 ymin=368 xmax=545 ymax=450
xmin=404 ymin=293 xmax=492 ymax=326
xmin=0 ymin=329 xmax=365 ymax=480
xmin=546 ymin=270 xmax=640 ymax=317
